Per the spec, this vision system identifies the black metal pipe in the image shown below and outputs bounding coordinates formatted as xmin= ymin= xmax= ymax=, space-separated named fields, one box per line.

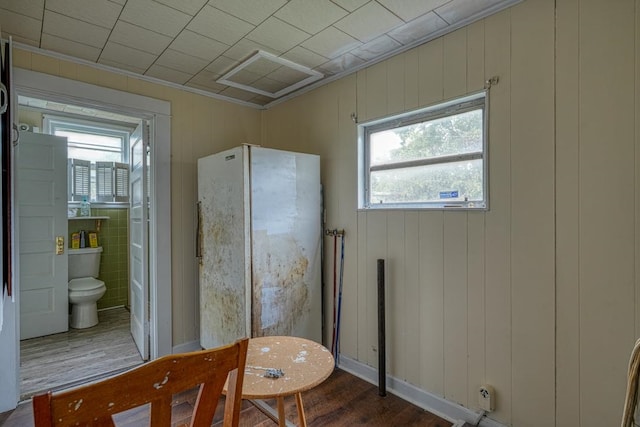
xmin=377 ymin=259 xmax=386 ymax=397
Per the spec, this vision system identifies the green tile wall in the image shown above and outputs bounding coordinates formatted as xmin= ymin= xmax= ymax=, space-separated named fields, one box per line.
xmin=68 ymin=207 xmax=129 ymax=309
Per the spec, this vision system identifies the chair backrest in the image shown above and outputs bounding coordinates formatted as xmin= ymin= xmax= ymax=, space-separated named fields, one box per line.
xmin=32 ymin=338 xmax=248 ymax=427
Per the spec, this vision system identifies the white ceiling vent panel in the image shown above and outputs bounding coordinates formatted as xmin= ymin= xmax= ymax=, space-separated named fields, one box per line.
xmin=217 ymin=50 xmax=323 ymax=98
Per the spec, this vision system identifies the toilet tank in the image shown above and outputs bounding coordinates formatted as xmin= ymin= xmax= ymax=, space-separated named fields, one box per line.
xmin=68 ymin=247 xmax=103 ymax=280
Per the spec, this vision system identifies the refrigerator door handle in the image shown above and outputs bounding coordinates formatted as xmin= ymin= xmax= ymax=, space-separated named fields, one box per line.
xmin=196 ymin=201 xmax=203 ymax=264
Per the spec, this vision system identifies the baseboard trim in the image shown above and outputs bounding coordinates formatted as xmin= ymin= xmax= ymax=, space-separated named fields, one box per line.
xmin=337 ymin=355 xmax=506 ymax=427
xmin=172 ymin=340 xmax=201 ymax=354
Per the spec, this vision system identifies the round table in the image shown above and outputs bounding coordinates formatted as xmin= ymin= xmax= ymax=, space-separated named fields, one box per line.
xmin=227 ymin=335 xmax=334 ymax=427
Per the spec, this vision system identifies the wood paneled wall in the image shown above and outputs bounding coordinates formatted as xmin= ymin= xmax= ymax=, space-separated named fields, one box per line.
xmin=9 ymin=0 xmax=640 ymax=424
xmin=263 ymin=0 xmax=640 ymax=425
xmin=556 ymin=0 xmax=639 ymax=426
xmin=353 ymin=2 xmax=556 ymax=422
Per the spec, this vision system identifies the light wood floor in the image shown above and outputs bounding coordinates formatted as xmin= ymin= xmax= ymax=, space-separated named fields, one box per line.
xmin=1 ymin=369 xmax=453 ymax=427
xmin=19 ymin=307 xmax=143 ymax=399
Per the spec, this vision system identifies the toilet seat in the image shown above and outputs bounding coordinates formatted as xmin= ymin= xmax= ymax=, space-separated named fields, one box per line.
xmin=69 ymin=277 xmax=105 ymax=292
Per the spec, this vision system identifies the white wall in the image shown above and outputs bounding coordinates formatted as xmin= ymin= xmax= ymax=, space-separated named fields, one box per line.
xmin=0 ymin=298 xmax=18 ymax=412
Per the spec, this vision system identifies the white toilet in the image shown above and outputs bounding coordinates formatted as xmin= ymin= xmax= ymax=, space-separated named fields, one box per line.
xmin=68 ymin=247 xmax=106 ymax=329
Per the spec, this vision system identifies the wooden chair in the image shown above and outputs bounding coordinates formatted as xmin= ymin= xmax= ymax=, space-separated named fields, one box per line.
xmin=32 ymin=338 xmax=248 ymax=427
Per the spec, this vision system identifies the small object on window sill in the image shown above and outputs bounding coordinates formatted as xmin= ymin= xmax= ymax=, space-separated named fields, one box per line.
xmin=80 ymin=197 xmax=91 ymax=216
xmin=68 ymin=208 xmax=78 ymax=217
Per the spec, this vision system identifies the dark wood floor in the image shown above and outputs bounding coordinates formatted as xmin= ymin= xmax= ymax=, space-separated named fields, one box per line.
xmin=0 ymin=368 xmax=452 ymax=427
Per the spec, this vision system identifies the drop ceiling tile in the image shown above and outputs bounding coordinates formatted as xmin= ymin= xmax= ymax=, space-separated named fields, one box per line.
xmin=0 ymin=0 xmax=43 ymax=19
xmin=187 ymin=70 xmax=227 ymax=91
xmin=219 ymin=86 xmax=257 ymax=102
xmin=155 ymin=49 xmax=209 ymax=75
xmin=2 ymin=34 xmax=38 ymax=47
xmin=208 ymin=0 xmax=287 ymax=25
xmin=100 ymin=41 xmax=157 ymax=71
xmin=43 ymin=10 xmax=110 ymax=49
xmin=120 ymin=0 xmax=191 ymax=37
xmin=46 ymin=0 xmax=122 ymax=28
xmin=302 ymin=26 xmax=360 ymax=59
xmin=251 ymin=77 xmax=290 ymax=93
xmin=334 ymin=1 xmax=403 ymax=42
xmin=246 ymin=17 xmax=310 ymax=54
xmin=41 ymin=33 xmax=101 ymax=62
xmin=267 ymin=66 xmax=314 ymax=85
xmin=435 ymin=0 xmax=505 ymax=25
xmin=185 ymin=81 xmax=225 ymax=93
xmin=329 ymin=0 xmax=368 ymax=12
xmin=145 ymin=63 xmax=193 ymax=84
xmin=282 ymin=46 xmax=329 ymax=69
xmin=242 ymin=57 xmax=282 ymax=76
xmin=377 ymin=0 xmax=450 ymax=22
xmin=223 ymin=39 xmax=275 ymax=62
xmin=109 ymin=21 xmax=172 ymax=55
xmin=153 ymin=0 xmax=208 ymax=16
xmin=275 ymin=0 xmax=347 ymax=34
xmin=205 ymin=55 xmax=237 ymax=75
xmin=228 ymin=69 xmax=261 ymax=85
xmin=0 ymin=9 xmax=41 ymax=42
xmin=387 ymin=11 xmax=448 ymax=45
xmin=350 ymin=34 xmax=401 ymax=61
xmin=98 ymin=57 xmax=147 ymax=74
xmin=188 ymin=5 xmax=254 ymax=45
xmin=170 ymin=30 xmax=229 ymax=62
xmin=315 ymin=53 xmax=364 ymax=75
xmin=248 ymin=95 xmax=272 ymax=106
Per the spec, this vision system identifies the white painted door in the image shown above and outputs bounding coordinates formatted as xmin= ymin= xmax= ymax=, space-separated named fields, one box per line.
xmin=129 ymin=123 xmax=148 ymax=360
xmin=17 ymin=132 xmax=68 ymax=340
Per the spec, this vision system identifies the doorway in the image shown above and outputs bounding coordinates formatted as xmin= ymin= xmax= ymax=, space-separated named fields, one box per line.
xmin=16 ymin=106 xmax=143 ymax=398
xmin=3 ymin=69 xmax=172 ymax=407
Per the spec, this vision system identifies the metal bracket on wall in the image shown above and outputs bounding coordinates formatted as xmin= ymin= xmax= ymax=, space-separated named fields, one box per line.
xmin=484 ymin=76 xmax=500 ymax=89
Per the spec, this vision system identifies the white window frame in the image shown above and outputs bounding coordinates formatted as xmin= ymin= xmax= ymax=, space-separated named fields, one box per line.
xmin=357 ymin=91 xmax=489 ymax=210
xmin=45 ymin=115 xmax=131 ymax=162
xmin=44 ymin=115 xmax=133 ymax=204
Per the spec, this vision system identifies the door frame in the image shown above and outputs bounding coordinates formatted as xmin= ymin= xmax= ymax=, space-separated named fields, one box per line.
xmin=8 ymin=69 xmax=172 ymax=395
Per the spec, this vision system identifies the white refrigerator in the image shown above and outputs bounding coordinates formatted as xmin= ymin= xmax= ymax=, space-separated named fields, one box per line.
xmin=197 ymin=146 xmax=322 ymax=349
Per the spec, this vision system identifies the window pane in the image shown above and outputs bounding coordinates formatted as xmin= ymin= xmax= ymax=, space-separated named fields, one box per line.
xmin=55 ymin=130 xmax=124 ymax=164
xmin=56 ymin=130 xmax=123 ymax=150
xmin=67 ymin=147 xmax=122 ymax=163
xmin=370 ymin=109 xmax=483 ymax=166
xmin=369 ymin=159 xmax=483 ymax=205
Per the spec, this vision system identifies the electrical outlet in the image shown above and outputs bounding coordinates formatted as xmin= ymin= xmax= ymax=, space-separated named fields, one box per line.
xmin=478 ymin=385 xmax=495 ymax=412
